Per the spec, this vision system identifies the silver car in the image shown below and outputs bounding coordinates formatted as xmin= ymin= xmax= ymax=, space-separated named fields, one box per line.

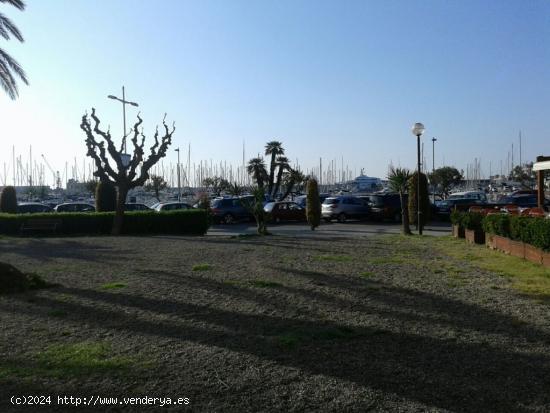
xmin=321 ymin=196 xmax=371 ymax=223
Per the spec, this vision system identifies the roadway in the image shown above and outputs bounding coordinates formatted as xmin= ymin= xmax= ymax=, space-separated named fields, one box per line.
xmin=207 ymin=220 xmax=452 ymax=238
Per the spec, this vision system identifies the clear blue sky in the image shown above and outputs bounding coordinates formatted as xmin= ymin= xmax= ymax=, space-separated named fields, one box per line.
xmin=0 ymin=0 xmax=549 ymax=185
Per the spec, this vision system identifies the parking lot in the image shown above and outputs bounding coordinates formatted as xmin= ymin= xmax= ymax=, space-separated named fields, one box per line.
xmin=208 ymin=220 xmax=452 ymax=237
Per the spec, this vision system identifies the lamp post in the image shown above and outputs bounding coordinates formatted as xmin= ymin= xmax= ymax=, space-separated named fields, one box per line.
xmin=412 ymin=122 xmax=425 ymax=235
xmin=175 ymin=148 xmax=181 ymax=202
xmin=432 ymin=137 xmax=437 ymax=202
xmin=107 ymin=86 xmax=139 ymax=155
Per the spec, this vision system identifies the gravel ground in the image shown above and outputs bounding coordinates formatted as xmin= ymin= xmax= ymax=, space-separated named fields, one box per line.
xmin=1 ymin=234 xmax=550 ymax=412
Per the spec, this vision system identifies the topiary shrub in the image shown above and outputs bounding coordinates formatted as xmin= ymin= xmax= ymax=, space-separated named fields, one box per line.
xmin=408 ymin=172 xmax=430 ymax=229
xmin=95 ymin=181 xmax=117 ymax=212
xmin=306 ymin=178 xmax=321 ymax=230
xmin=0 ymin=186 xmax=17 ymax=213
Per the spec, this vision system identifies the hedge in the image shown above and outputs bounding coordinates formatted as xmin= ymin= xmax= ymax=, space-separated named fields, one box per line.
xmin=0 ymin=209 xmax=209 ymax=236
xmin=482 ymin=214 xmax=550 ymax=251
xmin=450 ymin=211 xmax=483 ymax=231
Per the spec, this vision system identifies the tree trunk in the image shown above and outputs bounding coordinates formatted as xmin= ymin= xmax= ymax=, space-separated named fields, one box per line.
xmin=112 ymin=185 xmax=128 ymax=235
xmin=400 ymin=192 xmax=412 ymax=235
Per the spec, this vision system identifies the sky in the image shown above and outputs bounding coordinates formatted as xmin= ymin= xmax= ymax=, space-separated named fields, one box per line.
xmin=0 ymin=0 xmax=549 ymax=187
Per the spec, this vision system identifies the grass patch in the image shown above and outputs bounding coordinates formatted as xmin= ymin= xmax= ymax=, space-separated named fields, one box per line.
xmin=315 ymin=255 xmax=353 ymax=262
xmin=360 ymin=271 xmax=374 ymax=278
xmin=434 ymin=236 xmax=550 ymax=299
xmin=101 ymin=282 xmax=126 ymax=290
xmin=369 ymin=256 xmax=406 ymax=265
xmin=249 ymin=280 xmax=282 ymax=288
xmin=192 ymin=264 xmax=212 ymax=271
xmin=47 ymin=309 xmax=67 ymax=317
xmin=0 ymin=342 xmax=136 ymax=380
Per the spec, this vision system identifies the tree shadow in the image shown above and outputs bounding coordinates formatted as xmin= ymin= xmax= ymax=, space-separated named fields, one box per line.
xmin=4 ymin=280 xmax=550 ymax=412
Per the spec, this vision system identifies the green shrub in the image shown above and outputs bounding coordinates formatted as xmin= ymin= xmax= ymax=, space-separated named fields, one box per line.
xmin=450 ymin=210 xmax=464 ymax=226
xmin=482 ymin=214 xmax=550 ymax=251
xmin=0 ymin=186 xmax=17 ymax=214
xmin=306 ymin=178 xmax=321 ymax=230
xmin=408 ymin=172 xmax=430 ymax=228
xmin=462 ymin=212 xmax=483 ymax=231
xmin=482 ymin=214 xmax=510 ymax=238
xmin=0 ymin=210 xmax=208 ymax=236
xmin=95 ymin=181 xmax=117 ymax=212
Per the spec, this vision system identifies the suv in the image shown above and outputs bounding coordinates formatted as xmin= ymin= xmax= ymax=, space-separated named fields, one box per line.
xmin=365 ymin=193 xmax=406 ymax=222
xmin=321 ymin=196 xmax=370 ymax=222
xmin=210 ymin=197 xmax=254 ymax=224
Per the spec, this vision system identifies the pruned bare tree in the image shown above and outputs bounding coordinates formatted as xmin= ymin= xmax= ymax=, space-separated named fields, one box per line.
xmin=80 ymin=108 xmax=175 ymax=235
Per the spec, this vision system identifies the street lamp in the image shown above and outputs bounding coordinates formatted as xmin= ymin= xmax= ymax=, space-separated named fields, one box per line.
xmin=412 ymin=122 xmax=425 ymax=235
xmin=432 ymin=137 xmax=437 ymax=202
xmin=175 ymin=148 xmax=181 ymax=202
xmin=107 ymin=86 xmax=139 ymax=156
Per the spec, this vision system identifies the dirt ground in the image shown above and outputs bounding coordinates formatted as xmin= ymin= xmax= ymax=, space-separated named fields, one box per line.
xmin=1 ymin=234 xmax=550 ymax=412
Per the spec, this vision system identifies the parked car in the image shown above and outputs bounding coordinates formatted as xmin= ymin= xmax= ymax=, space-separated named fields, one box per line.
xmin=210 ymin=197 xmax=254 ymax=224
xmin=125 ymin=203 xmax=151 ymax=211
xmin=321 ymin=196 xmax=371 ymax=222
xmin=435 ymin=197 xmax=484 ymax=216
xmin=17 ymin=202 xmax=53 ymax=214
xmin=264 ymin=201 xmax=306 ymax=223
xmin=295 ymin=193 xmax=331 ymax=208
xmin=497 ymin=195 xmax=549 ymax=212
xmin=363 ymin=193 xmax=406 ymax=222
xmin=448 ymin=191 xmax=487 ymax=203
xmin=153 ymin=202 xmax=192 ymax=212
xmin=54 ymin=203 xmax=95 ymax=212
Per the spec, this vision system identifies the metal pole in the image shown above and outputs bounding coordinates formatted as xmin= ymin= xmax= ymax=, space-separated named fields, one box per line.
xmin=417 ymin=134 xmax=422 ymax=235
xmin=432 ymin=137 xmax=436 ymax=202
xmin=122 ymin=86 xmax=127 ymax=153
xmin=176 ymin=148 xmax=181 ymax=202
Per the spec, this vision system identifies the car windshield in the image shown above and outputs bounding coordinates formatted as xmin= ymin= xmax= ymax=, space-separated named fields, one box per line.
xmin=323 ymin=198 xmax=339 ymax=205
xmin=264 ymin=202 xmax=275 ymax=212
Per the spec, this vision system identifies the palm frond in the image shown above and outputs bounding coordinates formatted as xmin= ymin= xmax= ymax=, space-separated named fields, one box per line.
xmin=0 ymin=59 xmax=17 ymax=99
xmin=0 ymin=47 xmax=28 ymax=84
xmin=0 ymin=0 xmax=25 ymax=11
xmin=0 ymin=13 xmax=23 ymax=41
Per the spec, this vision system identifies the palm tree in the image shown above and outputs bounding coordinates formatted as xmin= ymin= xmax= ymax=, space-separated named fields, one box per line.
xmin=272 ymin=156 xmax=290 ymax=199
xmin=0 ymin=0 xmax=27 ymax=282
xmin=264 ymin=141 xmax=284 ymax=197
xmin=281 ymin=168 xmax=305 ymax=200
xmin=387 ymin=166 xmax=412 ymax=235
xmin=0 ymin=0 xmax=28 ymax=100
xmin=247 ymin=157 xmax=267 ymax=189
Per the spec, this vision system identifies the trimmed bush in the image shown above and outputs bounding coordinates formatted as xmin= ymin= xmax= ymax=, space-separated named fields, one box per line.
xmin=450 ymin=210 xmax=464 ymax=226
xmin=482 ymin=214 xmax=550 ymax=251
xmin=306 ymin=178 xmax=321 ymax=230
xmin=482 ymin=214 xmax=511 ymax=238
xmin=0 ymin=186 xmax=17 ymax=213
xmin=408 ymin=172 xmax=430 ymax=228
xmin=462 ymin=212 xmax=483 ymax=231
xmin=0 ymin=209 xmax=209 ymax=236
xmin=95 ymin=181 xmax=117 ymax=212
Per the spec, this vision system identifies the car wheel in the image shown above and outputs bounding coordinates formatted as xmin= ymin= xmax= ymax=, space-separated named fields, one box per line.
xmin=337 ymin=213 xmax=347 ymax=223
xmin=275 ymin=217 xmax=281 ymax=224
xmin=324 ymin=217 xmax=332 ymax=223
xmin=393 ymin=212 xmax=401 ymax=223
xmin=223 ymin=213 xmax=235 ymax=224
